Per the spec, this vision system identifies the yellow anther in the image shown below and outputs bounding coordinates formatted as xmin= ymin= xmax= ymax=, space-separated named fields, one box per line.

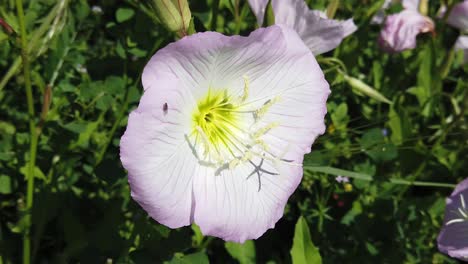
xmin=254 ymin=139 xmax=269 ymax=151
xmin=253 ymin=122 xmax=279 ymax=138
xmin=228 ymin=151 xmax=253 ymax=170
xmin=228 ymin=159 xmax=240 ymax=170
xmin=242 ymin=151 xmax=253 ymax=162
xmin=255 ymin=96 xmax=281 ymax=120
xmin=240 ymin=75 xmax=249 ymax=103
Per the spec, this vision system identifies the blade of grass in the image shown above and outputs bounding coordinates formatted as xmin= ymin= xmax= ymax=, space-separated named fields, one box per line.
xmin=15 ymin=0 xmax=38 ymax=263
xmin=1 ymin=0 xmax=68 ymax=91
xmin=304 ymin=166 xmax=456 ymax=188
xmin=210 ymin=0 xmax=220 ymax=31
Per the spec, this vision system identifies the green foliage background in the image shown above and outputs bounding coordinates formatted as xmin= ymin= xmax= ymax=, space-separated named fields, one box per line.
xmin=0 ymin=0 xmax=466 ymax=263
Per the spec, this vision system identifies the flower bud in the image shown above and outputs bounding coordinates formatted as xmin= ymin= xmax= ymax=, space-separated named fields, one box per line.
xmin=262 ymin=0 xmax=275 ymax=27
xmin=0 ymin=18 xmax=14 ymax=35
xmin=150 ymin=0 xmax=191 ymax=35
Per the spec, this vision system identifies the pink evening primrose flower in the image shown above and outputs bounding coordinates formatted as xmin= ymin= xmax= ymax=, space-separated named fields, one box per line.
xmin=437 ymin=178 xmax=468 ymax=261
xmin=447 ymin=0 xmax=468 ymax=31
xmin=378 ymin=8 xmax=434 ymax=53
xmin=247 ymin=0 xmax=357 ymax=55
xmin=120 ymin=25 xmax=330 ymax=243
xmin=372 ymin=0 xmax=426 ymax=24
xmin=447 ymin=1 xmax=468 ymax=63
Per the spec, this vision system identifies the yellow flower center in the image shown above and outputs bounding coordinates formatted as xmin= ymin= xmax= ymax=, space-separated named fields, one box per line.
xmin=186 ymin=76 xmax=297 ymax=186
xmin=192 ymin=89 xmax=240 ymax=151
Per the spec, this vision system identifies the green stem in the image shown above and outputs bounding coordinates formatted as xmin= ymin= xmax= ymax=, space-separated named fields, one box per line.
xmin=95 ymin=82 xmax=131 ymax=166
xmin=439 ymin=47 xmax=455 ymax=79
xmin=0 ymin=224 xmax=3 ymax=264
xmin=326 ymin=0 xmax=339 ymax=19
xmin=1 ymin=0 xmax=68 ymax=92
xmin=210 ymin=0 xmax=220 ymax=31
xmin=234 ymin=0 xmax=241 ymax=34
xmin=304 ymin=166 xmax=457 ymax=188
xmin=200 ymin=237 xmax=214 ymax=249
xmin=434 ymin=84 xmax=468 ymax=146
xmin=0 ymin=57 xmax=21 ymax=91
xmin=16 ymin=0 xmax=38 ymax=264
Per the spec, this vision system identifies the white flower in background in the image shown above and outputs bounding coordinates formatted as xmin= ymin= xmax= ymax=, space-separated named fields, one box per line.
xmin=75 ymin=64 xmax=87 ymax=74
xmin=92 ymin=5 xmax=103 ymax=15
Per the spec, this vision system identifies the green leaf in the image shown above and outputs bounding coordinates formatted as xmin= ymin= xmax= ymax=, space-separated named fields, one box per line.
xmin=0 ymin=121 xmax=16 ymax=134
xmin=63 ymin=121 xmax=88 ymax=133
xmin=341 ymin=201 xmax=363 ymax=225
xmin=326 ymin=0 xmax=339 ymax=18
xmin=116 ymin=41 xmax=126 ymax=59
xmin=105 ymin=76 xmax=126 ymax=95
xmin=95 ymin=94 xmax=114 ymax=111
xmin=365 ymin=242 xmax=379 ymax=256
xmin=262 ymin=0 xmax=275 ymax=27
xmin=415 ymin=43 xmax=440 ymax=117
xmin=116 ymin=8 xmax=135 ymax=23
xmin=360 ymin=128 xmax=397 ymax=162
xmin=0 ymin=175 xmax=12 ymax=194
xmin=225 ymin=240 xmax=256 ymax=264
xmin=303 ymin=166 xmax=456 ymax=188
xmin=20 ymin=166 xmax=47 ymax=181
xmin=330 ymin=103 xmax=349 ymax=130
xmin=167 ymin=252 xmax=209 ymax=264
xmin=191 ymin=224 xmax=204 ymax=247
xmin=387 ymin=105 xmax=411 ymax=146
xmin=290 ymin=216 xmax=322 ymax=264
xmin=343 ymin=74 xmax=392 ymax=104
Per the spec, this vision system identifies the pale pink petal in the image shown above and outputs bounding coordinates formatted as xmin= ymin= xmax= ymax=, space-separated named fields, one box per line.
xmin=247 ymin=0 xmax=269 ymax=26
xmin=402 ymin=0 xmax=421 ymax=11
xmin=447 ymin=0 xmax=468 ymax=30
xmin=247 ymin=0 xmax=357 ymax=55
xmin=120 ymin=79 xmax=197 ymax=229
xmin=378 ymin=9 xmax=434 ymax=53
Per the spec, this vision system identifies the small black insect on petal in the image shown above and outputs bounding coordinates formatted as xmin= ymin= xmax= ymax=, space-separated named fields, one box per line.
xmin=163 ymin=103 xmax=168 ymax=115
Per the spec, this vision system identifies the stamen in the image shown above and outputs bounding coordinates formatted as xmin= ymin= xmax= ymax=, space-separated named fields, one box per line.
xmin=253 ymin=122 xmax=279 ymax=139
xmin=190 ymin=77 xmax=297 ymax=184
xmin=239 ymin=75 xmax=250 ymax=103
xmin=458 ymin=207 xmax=467 ymax=218
xmin=196 ymin=126 xmax=223 ymax=163
xmin=461 ymin=194 xmax=466 ymax=209
xmin=254 ymin=96 xmax=281 ymax=120
xmin=446 ymin=218 xmax=466 ymax=226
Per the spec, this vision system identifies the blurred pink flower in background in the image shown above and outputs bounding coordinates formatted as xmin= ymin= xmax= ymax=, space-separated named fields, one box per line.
xmin=378 ymin=0 xmax=434 ymax=53
xmin=447 ymin=0 xmax=468 ymax=30
xmin=248 ymin=0 xmax=357 ymax=55
xmin=447 ymin=0 xmax=468 ymax=63
xmin=437 ymin=178 xmax=468 ymax=261
xmin=371 ymin=0 xmax=393 ymax=24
